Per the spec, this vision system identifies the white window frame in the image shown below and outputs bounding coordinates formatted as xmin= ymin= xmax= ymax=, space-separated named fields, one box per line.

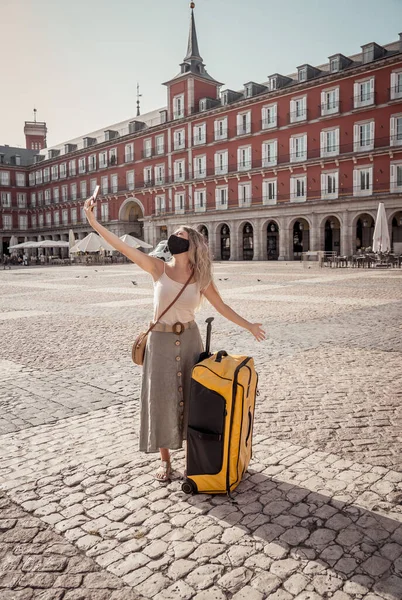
xmin=60 ymin=163 xmax=67 ymax=178
xmin=109 ymin=148 xmax=117 ymax=166
xmin=262 ymin=104 xmax=277 ymax=129
xmin=173 ymin=94 xmax=185 ymax=119
xmin=51 ymin=166 xmax=58 ymax=181
xmin=354 ymin=121 xmax=375 ymax=152
xmin=29 ymin=172 xmax=35 ymax=186
xmin=144 ymin=166 xmax=153 ymax=186
xmin=101 ymin=175 xmax=109 ymax=195
xmin=214 ymin=117 xmax=228 ymax=141
xmin=390 ymin=114 xmax=402 ymax=147
xmin=62 ymin=209 xmax=68 ymax=225
xmin=16 ymin=172 xmax=26 ymax=187
xmin=125 ymin=143 xmax=134 ymax=162
xmin=174 ymin=192 xmax=185 ymax=214
xmin=53 ymin=211 xmax=60 ymax=226
xmin=80 ymin=181 xmax=87 ymax=200
xmin=3 ymin=214 xmax=12 ymax=229
xmin=71 ymin=183 xmax=77 ymax=200
xmin=31 ymin=193 xmax=36 ymax=207
xmin=1 ymin=192 xmax=11 ymax=207
xmin=194 ymin=189 xmax=207 ymax=213
xmin=69 ymin=160 xmax=76 ymax=176
xmin=154 ymin=164 xmax=165 ymax=185
xmin=143 ymin=138 xmax=152 ymax=158
xmin=61 ymin=185 xmax=68 ymax=202
xmin=101 ymin=203 xmax=109 ymax=222
xmin=320 ymin=128 xmax=340 ymax=157
xmin=0 ymin=171 xmax=10 ymax=186
xmin=194 ymin=155 xmax=206 ymax=179
xmin=321 ymin=87 xmax=340 ymax=116
xmin=214 ymin=150 xmax=228 ymax=175
xmin=53 ymin=187 xmax=59 ymax=203
xmin=46 ymin=212 xmax=52 ymax=227
xmin=88 ymin=154 xmax=96 ymax=172
xmin=390 ymin=161 xmax=402 ymax=191
xmin=193 ymin=123 xmax=206 ymax=146
xmin=126 ymin=170 xmax=135 ymax=191
xmin=174 ymin=159 xmax=185 ymax=182
xmin=19 ymin=214 xmax=28 ymax=230
xmin=237 ymin=146 xmax=252 ymax=171
xmin=155 ymin=135 xmax=164 ymax=155
xmin=39 ymin=214 xmax=44 ymax=228
xmin=321 ymin=171 xmax=339 ymax=199
xmin=353 ymin=165 xmax=373 ymax=196
xmin=290 ymin=134 xmax=307 ymax=163
xmin=238 ymin=182 xmax=252 ymax=208
xmin=215 ymin=186 xmax=228 ymax=210
xmin=262 ymin=178 xmax=277 ymax=205
xmin=110 ymin=174 xmax=118 ymax=193
xmin=90 ymin=179 xmax=97 ymax=195
xmin=173 ymin=129 xmax=185 ymax=150
xmin=262 ymin=140 xmax=278 ymax=167
xmin=155 ymin=194 xmax=166 ymax=215
xmin=391 ymin=71 xmax=402 ymax=100
xmin=237 ymin=111 xmax=251 ymax=136
xmin=99 ymin=151 xmax=108 ymax=169
xmin=71 ymin=207 xmax=77 ymax=225
xmin=290 ymin=176 xmax=307 ymax=202
xmin=354 ymin=77 xmax=375 ymax=108
xmin=290 ymin=96 xmax=307 ymax=123
xmin=32 ymin=214 xmax=37 ymax=227
xmin=43 ymin=167 xmax=50 ymax=183
xmin=78 ymin=157 xmax=86 ymax=174
xmin=17 ymin=193 xmax=26 ymax=208
xmin=44 ymin=189 xmax=51 ymax=205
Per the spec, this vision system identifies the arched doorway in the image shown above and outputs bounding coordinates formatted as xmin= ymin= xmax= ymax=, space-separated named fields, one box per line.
xmin=391 ymin=212 xmax=402 ymax=254
xmin=266 ymin=221 xmax=279 ymax=260
xmin=243 ymin=222 xmax=254 ymax=261
xmin=356 ymin=214 xmax=374 ymax=251
xmin=119 ymin=199 xmax=144 ymax=239
xmin=220 ymin=224 xmax=230 ymax=261
xmin=198 ymin=225 xmax=209 ymax=242
xmin=293 ymin=219 xmax=310 ymax=260
xmin=324 ymin=217 xmax=341 ymax=254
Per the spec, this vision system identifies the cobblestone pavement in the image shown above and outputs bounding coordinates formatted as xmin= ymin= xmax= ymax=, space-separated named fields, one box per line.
xmin=0 ymin=263 xmax=401 ymax=599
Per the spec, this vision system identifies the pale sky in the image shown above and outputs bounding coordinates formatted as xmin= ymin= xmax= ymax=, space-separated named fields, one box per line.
xmin=1 ymin=0 xmax=402 ymax=148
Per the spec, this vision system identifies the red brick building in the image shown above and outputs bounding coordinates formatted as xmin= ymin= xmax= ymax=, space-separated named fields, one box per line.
xmin=1 ymin=6 xmax=402 ymax=260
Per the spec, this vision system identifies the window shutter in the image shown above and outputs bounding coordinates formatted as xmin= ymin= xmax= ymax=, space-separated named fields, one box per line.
xmin=370 ymin=77 xmax=375 ymax=94
xmin=320 ymin=131 xmax=326 ymax=156
xmin=290 ymin=137 xmax=295 ymax=159
xmin=390 ymin=117 xmax=396 ymax=145
xmin=353 ymin=124 xmax=360 ymax=151
xmin=290 ymin=177 xmax=294 ymax=199
xmin=237 ymin=147 xmax=242 ymax=167
xmin=302 ymin=96 xmax=307 ymax=111
xmin=353 ymin=82 xmax=359 ymax=104
xmin=272 ymin=104 xmax=277 ymax=123
xmin=390 ymin=164 xmax=396 ymax=189
xmin=247 ymin=146 xmax=252 ymax=167
xmin=223 ymin=151 xmax=228 ymax=172
xmin=321 ymin=173 xmax=326 ymax=196
xmin=290 ymin=99 xmax=295 ymax=115
xmin=334 ymin=172 xmax=339 ymax=195
xmin=237 ymin=114 xmax=242 ymax=133
xmin=215 ymin=188 xmax=220 ymax=206
xmin=353 ymin=169 xmax=358 ymax=194
xmin=262 ymin=142 xmax=267 ymax=161
xmin=369 ymin=121 xmax=375 ymax=147
xmin=335 ymin=128 xmax=340 ymax=153
xmin=214 ymin=153 xmax=219 ymax=172
xmin=320 ymin=91 xmax=325 ymax=109
xmin=246 ymin=112 xmax=251 ymax=131
xmin=214 ymin=121 xmax=219 ymax=138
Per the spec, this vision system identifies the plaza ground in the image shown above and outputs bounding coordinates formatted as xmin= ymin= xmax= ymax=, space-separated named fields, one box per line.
xmin=0 ymin=262 xmax=401 ymax=599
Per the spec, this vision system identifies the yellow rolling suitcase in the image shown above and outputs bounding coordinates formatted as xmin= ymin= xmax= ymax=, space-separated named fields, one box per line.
xmin=182 ymin=318 xmax=258 ymax=497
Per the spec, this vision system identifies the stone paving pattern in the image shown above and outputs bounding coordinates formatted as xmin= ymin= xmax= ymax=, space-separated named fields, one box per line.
xmin=0 ymin=263 xmax=401 ymax=599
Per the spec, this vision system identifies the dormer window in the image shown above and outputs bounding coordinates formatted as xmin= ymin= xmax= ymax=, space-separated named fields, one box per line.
xmin=221 ymin=91 xmax=229 ymax=105
xmin=270 ymin=77 xmax=277 ymax=91
xmin=245 ymin=85 xmax=253 ymax=98
xmin=298 ymin=68 xmax=307 ymax=82
xmin=330 ymin=57 xmax=340 ymax=73
xmin=363 ymin=45 xmax=374 ymax=64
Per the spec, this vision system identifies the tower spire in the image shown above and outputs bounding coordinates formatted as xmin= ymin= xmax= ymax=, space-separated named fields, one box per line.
xmin=136 ymin=83 xmax=142 ymax=117
xmin=184 ymin=3 xmax=202 ymax=63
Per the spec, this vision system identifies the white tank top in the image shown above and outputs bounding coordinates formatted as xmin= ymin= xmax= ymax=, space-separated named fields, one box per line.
xmin=153 ymin=264 xmax=200 ymax=325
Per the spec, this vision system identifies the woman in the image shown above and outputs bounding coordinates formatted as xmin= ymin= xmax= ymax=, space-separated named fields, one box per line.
xmin=84 ymin=196 xmax=265 ymax=482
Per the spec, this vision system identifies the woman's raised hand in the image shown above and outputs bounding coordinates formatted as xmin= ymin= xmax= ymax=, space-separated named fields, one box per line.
xmin=248 ymin=323 xmax=266 ymax=342
xmin=84 ymin=196 xmax=97 ymax=224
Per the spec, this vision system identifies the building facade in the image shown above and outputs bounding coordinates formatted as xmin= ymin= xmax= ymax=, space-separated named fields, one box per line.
xmin=1 ymin=7 xmax=402 ymax=260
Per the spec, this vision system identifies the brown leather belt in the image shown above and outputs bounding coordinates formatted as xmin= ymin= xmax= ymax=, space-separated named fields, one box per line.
xmin=149 ymin=320 xmax=196 ymax=335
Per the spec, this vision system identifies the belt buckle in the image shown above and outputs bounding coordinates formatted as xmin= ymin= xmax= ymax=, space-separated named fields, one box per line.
xmin=173 ymin=322 xmax=185 ymax=335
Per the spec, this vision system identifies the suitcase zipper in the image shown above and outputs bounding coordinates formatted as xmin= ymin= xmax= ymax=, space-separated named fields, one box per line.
xmin=226 ymin=357 xmax=252 ymax=497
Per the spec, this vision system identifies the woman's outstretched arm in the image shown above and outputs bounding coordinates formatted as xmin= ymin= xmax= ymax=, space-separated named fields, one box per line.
xmin=84 ymin=197 xmax=162 ymax=278
xmin=203 ymin=282 xmax=266 ymax=342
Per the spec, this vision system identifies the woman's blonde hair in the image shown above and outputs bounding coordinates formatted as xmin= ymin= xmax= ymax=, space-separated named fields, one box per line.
xmin=175 ymin=226 xmax=213 ymax=294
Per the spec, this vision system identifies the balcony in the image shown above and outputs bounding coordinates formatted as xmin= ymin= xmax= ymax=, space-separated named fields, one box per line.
xmin=390 ymin=85 xmax=402 ymax=101
xmin=288 ymin=109 xmax=308 ymax=124
xmin=214 ymin=129 xmax=228 ymax=141
xmin=236 ymin=126 xmax=252 ymax=137
xmin=353 ymin=92 xmax=376 ymax=110
xmin=142 ymin=148 xmax=155 ymax=159
xmin=193 ymin=135 xmax=207 ymax=146
xmin=261 ymin=117 xmax=278 ymax=130
xmin=319 ymin=101 xmax=341 ymax=117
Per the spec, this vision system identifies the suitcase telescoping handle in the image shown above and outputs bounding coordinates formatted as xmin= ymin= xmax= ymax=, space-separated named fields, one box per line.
xmin=215 ymin=350 xmax=228 ymax=362
xmin=205 ymin=317 xmax=214 ymax=356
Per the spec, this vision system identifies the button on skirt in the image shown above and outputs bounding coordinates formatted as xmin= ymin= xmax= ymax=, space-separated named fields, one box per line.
xmin=139 ymin=322 xmax=203 ymax=453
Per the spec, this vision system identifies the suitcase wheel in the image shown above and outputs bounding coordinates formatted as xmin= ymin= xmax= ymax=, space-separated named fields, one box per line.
xmin=182 ymin=479 xmax=197 ymax=495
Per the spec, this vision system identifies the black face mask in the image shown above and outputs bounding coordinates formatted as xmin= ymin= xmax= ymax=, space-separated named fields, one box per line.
xmin=167 ymin=234 xmax=190 ymax=255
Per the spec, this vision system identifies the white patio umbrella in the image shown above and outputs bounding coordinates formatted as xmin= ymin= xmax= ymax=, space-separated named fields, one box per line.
xmin=69 ymin=230 xmax=76 ymax=249
xmin=38 ymin=240 xmax=70 ymax=248
xmin=372 ymin=203 xmax=391 ymax=253
xmin=70 ymin=232 xmax=115 ymax=253
xmin=9 ymin=241 xmax=38 ymax=250
xmin=119 ymin=234 xmax=153 ymax=249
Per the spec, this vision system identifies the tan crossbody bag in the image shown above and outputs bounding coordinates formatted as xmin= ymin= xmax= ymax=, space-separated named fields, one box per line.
xmin=132 ymin=270 xmax=194 ymax=366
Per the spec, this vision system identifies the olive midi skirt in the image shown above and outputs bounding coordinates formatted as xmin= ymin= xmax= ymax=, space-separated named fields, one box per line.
xmin=139 ymin=321 xmax=203 ymax=453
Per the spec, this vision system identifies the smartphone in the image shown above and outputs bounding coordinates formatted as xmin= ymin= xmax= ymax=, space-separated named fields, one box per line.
xmin=91 ymin=185 xmax=100 ymax=205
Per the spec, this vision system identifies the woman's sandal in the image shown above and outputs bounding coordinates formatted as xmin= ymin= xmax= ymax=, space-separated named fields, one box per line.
xmin=155 ymin=461 xmax=172 ymax=483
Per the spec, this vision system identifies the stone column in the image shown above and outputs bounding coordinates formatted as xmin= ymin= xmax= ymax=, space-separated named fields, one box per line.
xmin=278 ymin=218 xmax=289 ymax=261
xmin=341 ymin=211 xmax=353 ymax=257
xmin=228 ymin=220 xmax=241 ymax=261
xmin=309 ymin=213 xmax=319 ymax=252
xmin=252 ymin=219 xmax=263 ymax=261
xmin=208 ymin=224 xmax=217 ymax=261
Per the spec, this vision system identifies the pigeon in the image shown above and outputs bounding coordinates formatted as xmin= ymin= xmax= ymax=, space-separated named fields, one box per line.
xmin=224 ymin=278 xmax=228 ymax=281
xmin=219 ymin=278 xmax=222 ymax=281
xmin=84 ymin=276 xmax=88 ymax=278
xmin=257 ymin=279 xmax=261 ymax=282
xmin=132 ymin=281 xmax=137 ymax=286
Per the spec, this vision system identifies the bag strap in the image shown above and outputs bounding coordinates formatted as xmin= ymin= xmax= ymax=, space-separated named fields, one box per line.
xmin=143 ymin=269 xmax=194 ymax=337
